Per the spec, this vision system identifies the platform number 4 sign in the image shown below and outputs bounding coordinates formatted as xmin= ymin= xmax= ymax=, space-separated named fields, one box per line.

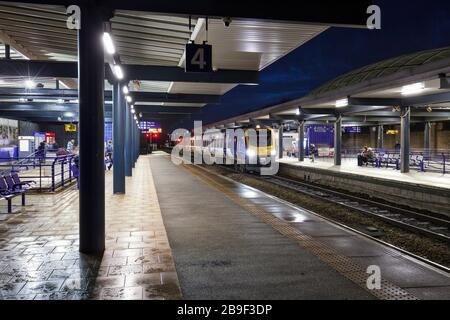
xmin=185 ymin=43 xmax=212 ymax=73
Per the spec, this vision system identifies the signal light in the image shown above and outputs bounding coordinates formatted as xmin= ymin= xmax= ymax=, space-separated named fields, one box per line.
xmin=145 ymin=133 xmax=150 ymax=139
xmin=153 ymin=134 xmax=159 ymax=139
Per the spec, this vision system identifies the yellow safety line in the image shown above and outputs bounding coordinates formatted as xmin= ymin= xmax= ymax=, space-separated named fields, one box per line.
xmin=183 ymin=164 xmax=419 ymax=301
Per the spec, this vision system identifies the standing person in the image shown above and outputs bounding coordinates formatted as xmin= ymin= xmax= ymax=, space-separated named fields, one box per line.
xmin=67 ymin=139 xmax=75 ymax=154
xmin=309 ymin=144 xmax=316 ymax=163
xmin=105 ymin=140 xmax=113 ymax=170
xmin=37 ymin=141 xmax=46 ymax=163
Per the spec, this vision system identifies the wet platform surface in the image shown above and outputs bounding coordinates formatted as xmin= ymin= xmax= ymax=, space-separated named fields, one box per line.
xmin=0 ymin=156 xmax=181 ymax=300
xmin=151 ymin=153 xmax=450 ymax=300
xmin=280 ymin=157 xmax=450 ymax=190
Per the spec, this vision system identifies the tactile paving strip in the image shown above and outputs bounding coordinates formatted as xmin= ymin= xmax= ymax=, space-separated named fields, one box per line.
xmin=184 ymin=165 xmax=418 ymax=301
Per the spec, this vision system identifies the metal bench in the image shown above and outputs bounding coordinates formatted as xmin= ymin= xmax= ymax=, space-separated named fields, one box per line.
xmin=0 ymin=175 xmax=27 ymax=213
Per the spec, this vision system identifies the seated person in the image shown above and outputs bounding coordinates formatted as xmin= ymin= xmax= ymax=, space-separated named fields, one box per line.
xmin=358 ymin=146 xmax=369 ymax=166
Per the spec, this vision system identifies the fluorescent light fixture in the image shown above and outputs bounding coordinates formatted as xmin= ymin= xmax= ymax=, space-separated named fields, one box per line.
xmin=126 ymin=96 xmax=132 ymax=103
xmin=57 ymin=99 xmax=64 ymax=104
xmin=296 ymin=109 xmax=300 ymax=115
xmin=134 ymin=115 xmax=137 ymax=120
xmin=401 ymin=82 xmax=424 ymax=96
xmin=122 ymin=86 xmax=129 ymax=95
xmin=25 ymin=79 xmax=35 ymax=89
xmin=113 ymin=65 xmax=124 ymax=80
xmin=102 ymin=32 xmax=115 ymax=55
xmin=19 ymin=98 xmax=26 ymax=103
xmin=335 ymin=98 xmax=348 ymax=108
xmin=131 ymin=108 xmax=135 ymax=114
xmin=64 ymin=112 xmax=75 ymax=118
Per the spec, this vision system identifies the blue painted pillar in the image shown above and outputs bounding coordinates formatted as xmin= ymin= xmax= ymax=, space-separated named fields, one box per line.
xmin=78 ymin=4 xmax=106 ymax=254
xmin=278 ymin=125 xmax=284 ymax=159
xmin=113 ymin=82 xmax=125 ymax=194
xmin=334 ymin=115 xmax=342 ymax=166
xmin=125 ymin=103 xmax=132 ymax=177
xmin=131 ymin=117 xmax=136 ymax=169
xmin=298 ymin=121 xmax=305 ymax=162
xmin=400 ymin=106 xmax=410 ymax=173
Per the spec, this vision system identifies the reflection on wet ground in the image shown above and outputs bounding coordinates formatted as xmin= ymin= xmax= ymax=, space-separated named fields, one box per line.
xmin=0 ymin=157 xmax=181 ymax=300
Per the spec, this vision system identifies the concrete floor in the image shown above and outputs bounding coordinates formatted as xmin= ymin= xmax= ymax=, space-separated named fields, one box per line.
xmin=150 ymin=153 xmax=375 ymax=300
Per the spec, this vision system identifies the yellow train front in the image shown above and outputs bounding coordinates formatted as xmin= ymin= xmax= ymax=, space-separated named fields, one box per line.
xmin=196 ymin=127 xmax=277 ymax=173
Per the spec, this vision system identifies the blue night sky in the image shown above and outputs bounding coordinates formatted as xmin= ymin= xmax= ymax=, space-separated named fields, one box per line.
xmin=175 ymin=0 xmax=450 ymax=130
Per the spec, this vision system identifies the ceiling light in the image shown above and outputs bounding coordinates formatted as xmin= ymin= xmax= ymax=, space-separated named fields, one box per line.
xmin=134 ymin=115 xmax=137 ymax=120
xmin=122 ymin=86 xmax=129 ymax=95
xmin=131 ymin=108 xmax=135 ymax=114
xmin=139 ymin=112 xmax=143 ymax=118
xmin=64 ymin=112 xmax=75 ymax=118
xmin=19 ymin=98 xmax=26 ymax=103
xmin=296 ymin=109 xmax=300 ymax=116
xmin=126 ymin=96 xmax=132 ymax=103
xmin=102 ymin=32 xmax=115 ymax=55
xmin=335 ymin=98 xmax=348 ymax=108
xmin=25 ymin=79 xmax=35 ymax=89
xmin=113 ymin=65 xmax=124 ymax=80
xmin=401 ymin=82 xmax=424 ymax=96
xmin=57 ymin=99 xmax=64 ymax=104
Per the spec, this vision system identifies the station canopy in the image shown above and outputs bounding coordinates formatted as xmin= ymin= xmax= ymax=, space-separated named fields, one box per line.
xmin=0 ymin=1 xmax=351 ymax=124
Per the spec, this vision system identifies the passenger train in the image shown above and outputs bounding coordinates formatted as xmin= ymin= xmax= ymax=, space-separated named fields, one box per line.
xmin=189 ymin=127 xmax=277 ymax=173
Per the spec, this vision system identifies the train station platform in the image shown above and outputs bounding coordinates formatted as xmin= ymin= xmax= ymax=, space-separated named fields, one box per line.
xmin=1 ymin=153 xmax=449 ymax=300
xmin=150 ymin=152 xmax=450 ymax=300
xmin=278 ymin=158 xmax=450 ymax=217
xmin=0 ymin=156 xmax=181 ymax=300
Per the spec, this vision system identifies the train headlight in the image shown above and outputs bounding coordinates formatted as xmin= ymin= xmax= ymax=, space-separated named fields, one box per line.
xmin=246 ymin=149 xmax=256 ymax=158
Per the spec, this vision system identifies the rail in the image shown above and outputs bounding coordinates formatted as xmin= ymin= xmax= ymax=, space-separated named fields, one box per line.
xmin=0 ymin=154 xmax=76 ymax=192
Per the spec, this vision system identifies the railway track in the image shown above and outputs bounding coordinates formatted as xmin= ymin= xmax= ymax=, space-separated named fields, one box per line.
xmin=217 ymin=165 xmax=450 ymax=244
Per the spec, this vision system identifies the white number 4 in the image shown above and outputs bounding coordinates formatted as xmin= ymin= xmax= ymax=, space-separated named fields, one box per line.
xmin=191 ymin=48 xmax=207 ymax=70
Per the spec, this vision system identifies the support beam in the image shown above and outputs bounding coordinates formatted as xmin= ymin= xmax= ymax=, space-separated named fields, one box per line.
xmin=113 ymin=82 xmax=125 ymax=194
xmin=334 ymin=115 xmax=342 ymax=166
xmin=400 ymin=106 xmax=410 ymax=173
xmin=4 ymin=44 xmax=10 ymax=59
xmin=4 ymin=1 xmax=370 ymax=27
xmin=78 ymin=4 xmax=106 ymax=255
xmin=125 ymin=102 xmax=132 ymax=177
xmin=424 ymin=121 xmax=431 ymax=152
xmin=347 ymin=97 xmax=403 ymax=107
xmin=0 ymin=59 xmax=259 ymax=84
xmin=278 ymin=125 xmax=284 ymax=159
xmin=377 ymin=124 xmax=384 ymax=149
xmin=131 ymin=92 xmax=221 ymax=104
xmin=298 ymin=121 xmax=305 ymax=162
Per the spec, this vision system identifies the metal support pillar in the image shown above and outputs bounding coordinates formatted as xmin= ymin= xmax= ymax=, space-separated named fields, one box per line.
xmin=424 ymin=122 xmax=431 ymax=150
xmin=334 ymin=115 xmax=342 ymax=166
xmin=131 ymin=120 xmax=136 ymax=169
xmin=4 ymin=44 xmax=10 ymax=59
xmin=78 ymin=4 xmax=106 ymax=254
xmin=278 ymin=125 xmax=284 ymax=159
xmin=113 ymin=82 xmax=125 ymax=194
xmin=400 ymin=106 xmax=411 ymax=173
xmin=125 ymin=103 xmax=132 ymax=177
xmin=377 ymin=124 xmax=384 ymax=149
xmin=298 ymin=121 xmax=305 ymax=162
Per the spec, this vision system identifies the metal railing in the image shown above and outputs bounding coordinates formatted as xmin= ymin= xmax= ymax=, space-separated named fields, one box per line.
xmin=0 ymin=154 xmax=76 ymax=192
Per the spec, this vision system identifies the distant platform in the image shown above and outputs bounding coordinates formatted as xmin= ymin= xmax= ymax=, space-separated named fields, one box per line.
xmin=279 ymin=157 xmax=450 ymax=190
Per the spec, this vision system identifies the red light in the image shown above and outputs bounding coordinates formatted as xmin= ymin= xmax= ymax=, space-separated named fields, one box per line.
xmin=145 ymin=133 xmax=150 ymax=139
xmin=153 ymin=134 xmax=158 ymax=139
